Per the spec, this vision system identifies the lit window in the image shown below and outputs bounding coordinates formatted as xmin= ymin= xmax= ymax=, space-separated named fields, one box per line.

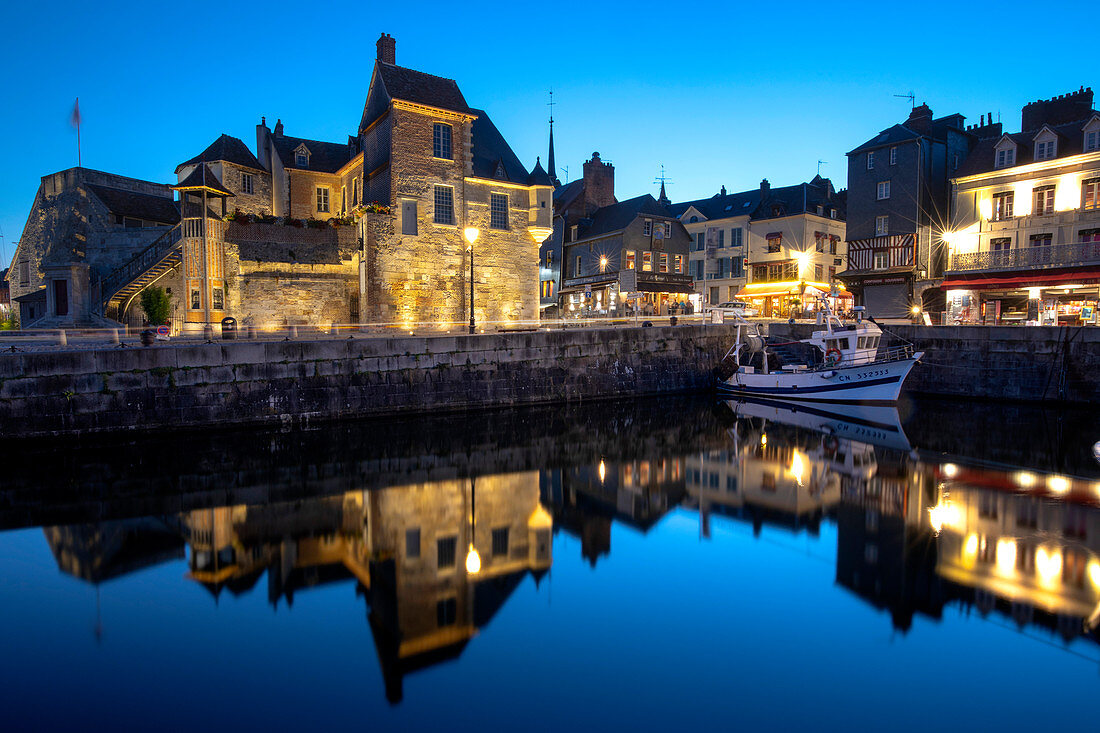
xmin=674 ymin=254 xmax=683 ymax=273
xmin=659 ymin=253 xmax=669 ymax=273
xmin=875 ymin=215 xmax=888 ymax=236
xmin=545 ymin=250 xmax=553 ymax=267
xmin=992 ymin=192 xmax=1014 ymax=220
xmin=1035 ymin=139 xmax=1056 ymax=160
xmin=877 ymin=181 xmax=890 ymax=200
xmin=316 ymin=187 xmax=329 ymax=213
xmin=867 ymin=151 xmax=875 ymax=169
xmin=241 ymin=172 xmax=253 ymax=195
xmin=575 ymin=255 xmax=581 ymax=276
xmin=433 ymin=123 xmax=452 ymax=160
xmin=1082 ymin=178 xmax=1100 ymax=210
xmin=1033 ymin=186 xmax=1055 ymax=216
xmin=433 ymin=186 xmax=454 ymax=225
xmin=490 ymin=193 xmax=508 ymax=230
xmin=642 ymin=252 xmax=653 ymax=271
xmin=625 ymin=250 xmax=636 ymax=269
xmin=889 ymin=146 xmax=897 ymax=165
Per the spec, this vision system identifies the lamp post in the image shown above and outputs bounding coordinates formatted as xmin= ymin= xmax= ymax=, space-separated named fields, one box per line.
xmin=464 ymin=227 xmax=479 ymax=334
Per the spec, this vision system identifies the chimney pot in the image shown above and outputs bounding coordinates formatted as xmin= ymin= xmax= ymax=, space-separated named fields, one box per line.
xmin=376 ymin=33 xmax=396 ymax=65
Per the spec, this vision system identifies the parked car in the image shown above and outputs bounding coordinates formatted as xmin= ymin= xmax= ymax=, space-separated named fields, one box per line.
xmin=707 ymin=301 xmax=758 ymax=318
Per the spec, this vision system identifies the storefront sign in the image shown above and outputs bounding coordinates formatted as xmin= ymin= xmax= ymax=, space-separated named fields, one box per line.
xmin=860 ymin=276 xmax=908 ymax=286
xmin=619 ymin=267 xmax=637 ymax=292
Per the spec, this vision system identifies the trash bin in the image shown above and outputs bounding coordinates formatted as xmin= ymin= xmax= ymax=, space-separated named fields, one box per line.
xmin=221 ymin=317 xmax=238 ymax=340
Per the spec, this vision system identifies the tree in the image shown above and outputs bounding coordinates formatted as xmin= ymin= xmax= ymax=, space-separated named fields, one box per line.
xmin=140 ymin=286 xmax=171 ymax=325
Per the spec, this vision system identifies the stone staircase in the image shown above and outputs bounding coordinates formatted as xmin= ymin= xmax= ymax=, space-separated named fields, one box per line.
xmin=99 ymin=225 xmax=182 ymax=322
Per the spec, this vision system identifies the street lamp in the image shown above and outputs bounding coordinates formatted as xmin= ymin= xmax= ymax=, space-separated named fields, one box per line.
xmin=464 ymin=227 xmax=479 ymax=334
xmin=465 ymin=477 xmax=481 ymax=575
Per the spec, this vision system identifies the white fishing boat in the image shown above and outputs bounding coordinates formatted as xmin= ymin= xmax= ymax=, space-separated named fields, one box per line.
xmin=716 ymin=302 xmax=923 ymax=405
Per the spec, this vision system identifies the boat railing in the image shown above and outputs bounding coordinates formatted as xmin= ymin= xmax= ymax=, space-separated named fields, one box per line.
xmin=828 ymin=343 xmax=914 ymax=368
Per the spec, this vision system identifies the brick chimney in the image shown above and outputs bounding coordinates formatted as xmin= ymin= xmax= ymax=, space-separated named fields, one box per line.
xmin=907 ymin=103 xmax=933 ymax=134
xmin=1021 ymin=87 xmax=1094 ymax=131
xmin=760 ymin=178 xmax=770 ymax=201
xmin=376 ymin=33 xmax=395 ymax=65
xmin=582 ymin=152 xmax=615 ymax=212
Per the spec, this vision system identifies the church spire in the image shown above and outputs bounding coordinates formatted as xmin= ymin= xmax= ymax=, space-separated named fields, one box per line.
xmin=654 ymin=164 xmax=672 ymax=206
xmin=547 ymin=90 xmax=560 ymax=187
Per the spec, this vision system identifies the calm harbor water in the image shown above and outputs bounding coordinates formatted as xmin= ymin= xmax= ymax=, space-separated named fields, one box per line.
xmin=2 ymin=395 xmax=1098 ymax=731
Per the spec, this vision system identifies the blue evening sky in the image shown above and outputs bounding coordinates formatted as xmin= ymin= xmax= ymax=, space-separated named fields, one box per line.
xmin=0 ymin=0 xmax=1091 ymax=266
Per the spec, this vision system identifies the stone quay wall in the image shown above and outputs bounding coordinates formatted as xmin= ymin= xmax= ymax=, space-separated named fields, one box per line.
xmin=770 ymin=323 xmax=1100 ymax=403
xmin=0 ymin=323 xmax=738 ymax=438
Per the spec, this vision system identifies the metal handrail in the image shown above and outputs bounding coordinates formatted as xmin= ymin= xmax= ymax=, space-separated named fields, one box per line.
xmin=97 ymin=224 xmax=182 ymax=307
xmin=949 ymin=239 xmax=1100 ymax=273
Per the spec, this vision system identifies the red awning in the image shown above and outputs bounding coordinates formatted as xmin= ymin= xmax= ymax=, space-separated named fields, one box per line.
xmin=941 ymin=268 xmax=1100 ymax=291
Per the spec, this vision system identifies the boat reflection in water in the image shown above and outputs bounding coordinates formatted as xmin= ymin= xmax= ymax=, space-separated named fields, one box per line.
xmin=45 ymin=474 xmax=552 ymax=704
xmin=687 ymin=397 xmax=1100 ymax=644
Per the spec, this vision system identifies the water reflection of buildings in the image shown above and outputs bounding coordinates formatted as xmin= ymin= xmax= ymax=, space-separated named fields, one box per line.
xmin=541 ymin=458 xmax=685 ymax=566
xmin=46 ymin=474 xmax=552 ymax=704
xmin=699 ymin=401 xmax=1100 ymax=650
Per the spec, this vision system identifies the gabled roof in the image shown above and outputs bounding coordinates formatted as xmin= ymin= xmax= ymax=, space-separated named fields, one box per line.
xmin=172 ymin=164 xmax=234 ymax=196
xmin=469 ymin=108 xmax=529 ymax=183
xmin=577 ymin=194 xmax=673 ymax=240
xmin=668 ymin=189 xmax=760 ymax=220
xmin=954 ymin=116 xmax=1098 ymax=178
xmin=848 ymin=124 xmax=923 ymax=155
xmin=176 ymin=134 xmax=264 ymax=173
xmin=87 ymin=184 xmax=180 ymax=224
xmin=554 ymin=179 xmax=583 ymax=207
xmin=376 ymin=62 xmax=471 ymax=115
xmin=272 ymin=133 xmax=352 ymax=174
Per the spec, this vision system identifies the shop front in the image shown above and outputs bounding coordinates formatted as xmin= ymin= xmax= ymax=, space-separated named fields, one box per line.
xmin=559 ymin=271 xmax=695 ymax=318
xmin=735 ymin=281 xmax=851 ymax=318
xmin=942 ymin=269 xmax=1100 ymax=325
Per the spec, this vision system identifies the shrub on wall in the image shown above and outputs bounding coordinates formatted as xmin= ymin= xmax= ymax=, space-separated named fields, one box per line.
xmin=140 ymin=286 xmax=171 ymax=325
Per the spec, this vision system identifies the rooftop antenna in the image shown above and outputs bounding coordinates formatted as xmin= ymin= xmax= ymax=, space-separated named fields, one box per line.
xmin=817 ymin=160 xmax=827 ymax=176
xmin=894 ymin=91 xmax=916 ymax=109
xmin=561 ymin=165 xmax=569 ymax=183
xmin=654 ymin=165 xmax=673 ymax=204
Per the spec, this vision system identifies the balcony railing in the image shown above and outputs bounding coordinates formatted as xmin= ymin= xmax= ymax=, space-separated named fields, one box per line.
xmin=948 ymin=240 xmax=1100 ymax=273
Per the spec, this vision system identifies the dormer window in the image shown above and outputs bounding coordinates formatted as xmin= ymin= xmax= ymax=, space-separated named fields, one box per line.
xmin=495 ymin=162 xmax=505 ymax=178
xmin=1035 ymin=139 xmax=1056 ymax=160
xmin=995 ymin=147 xmax=1015 ymax=169
xmin=294 ymin=145 xmax=310 ymax=168
xmin=1084 ymin=118 xmax=1100 ymax=152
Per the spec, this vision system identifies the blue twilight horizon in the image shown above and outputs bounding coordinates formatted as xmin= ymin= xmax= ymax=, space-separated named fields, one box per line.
xmin=0 ymin=0 xmax=1090 ymax=265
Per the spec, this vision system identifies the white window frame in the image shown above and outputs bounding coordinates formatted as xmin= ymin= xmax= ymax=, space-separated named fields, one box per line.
xmin=873 ymin=251 xmax=889 ymax=270
xmin=241 ymin=172 xmax=253 ymax=195
xmin=1083 ymin=178 xmax=1100 ymax=210
xmin=316 ymin=186 xmax=330 ymax=213
xmin=875 ymin=215 xmax=889 ymax=236
xmin=995 ymin=147 xmax=1015 ymax=169
xmin=889 ymin=147 xmax=897 ymax=165
xmin=1033 ymin=186 xmax=1055 ymax=216
xmin=1035 ymin=139 xmax=1057 ymax=160
xmin=642 ymin=220 xmax=652 ymax=236
xmin=876 ymin=181 xmax=890 ymax=200
xmin=433 ymin=185 xmax=455 ymax=225
xmin=1086 ymin=129 xmax=1100 ymax=153
xmin=866 ymin=151 xmax=875 ymax=170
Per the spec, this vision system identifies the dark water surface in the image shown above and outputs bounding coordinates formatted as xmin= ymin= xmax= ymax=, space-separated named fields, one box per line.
xmin=2 ymin=395 xmax=1099 ymax=732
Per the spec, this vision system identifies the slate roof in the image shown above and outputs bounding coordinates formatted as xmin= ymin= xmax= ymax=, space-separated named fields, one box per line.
xmin=528 ymin=157 xmax=554 ymax=186
xmin=669 ymin=177 xmax=841 ymax=222
xmin=577 ymin=194 xmax=673 ymax=240
xmin=553 ymin=179 xmax=583 ymax=207
xmin=176 ymin=134 xmax=264 ymax=173
xmin=377 ymin=62 xmax=471 ymax=115
xmin=272 ymin=134 xmax=353 ymax=174
xmin=469 ymin=109 xmax=529 ymax=183
xmin=954 ymin=116 xmax=1099 ymax=178
xmin=172 ymin=164 xmax=234 ymax=196
xmin=848 ymin=124 xmax=923 ymax=155
xmin=88 ymin=184 xmax=180 ymax=224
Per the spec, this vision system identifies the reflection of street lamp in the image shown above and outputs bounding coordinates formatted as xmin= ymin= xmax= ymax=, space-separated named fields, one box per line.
xmin=465 ymin=477 xmax=480 ymax=574
xmin=793 ymin=249 xmax=811 ymax=317
xmin=464 ymin=227 xmax=479 ymax=334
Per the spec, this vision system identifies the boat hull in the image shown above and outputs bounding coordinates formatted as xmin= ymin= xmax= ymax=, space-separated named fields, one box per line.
xmin=718 ymin=353 xmax=923 ymax=404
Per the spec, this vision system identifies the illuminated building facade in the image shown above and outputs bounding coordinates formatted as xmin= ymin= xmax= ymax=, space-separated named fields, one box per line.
xmin=671 ymin=176 xmax=847 ymax=314
xmin=7 ymin=34 xmax=548 ymax=331
xmin=945 ymin=87 xmax=1100 ymax=325
xmin=840 ymin=103 xmax=972 ymax=319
